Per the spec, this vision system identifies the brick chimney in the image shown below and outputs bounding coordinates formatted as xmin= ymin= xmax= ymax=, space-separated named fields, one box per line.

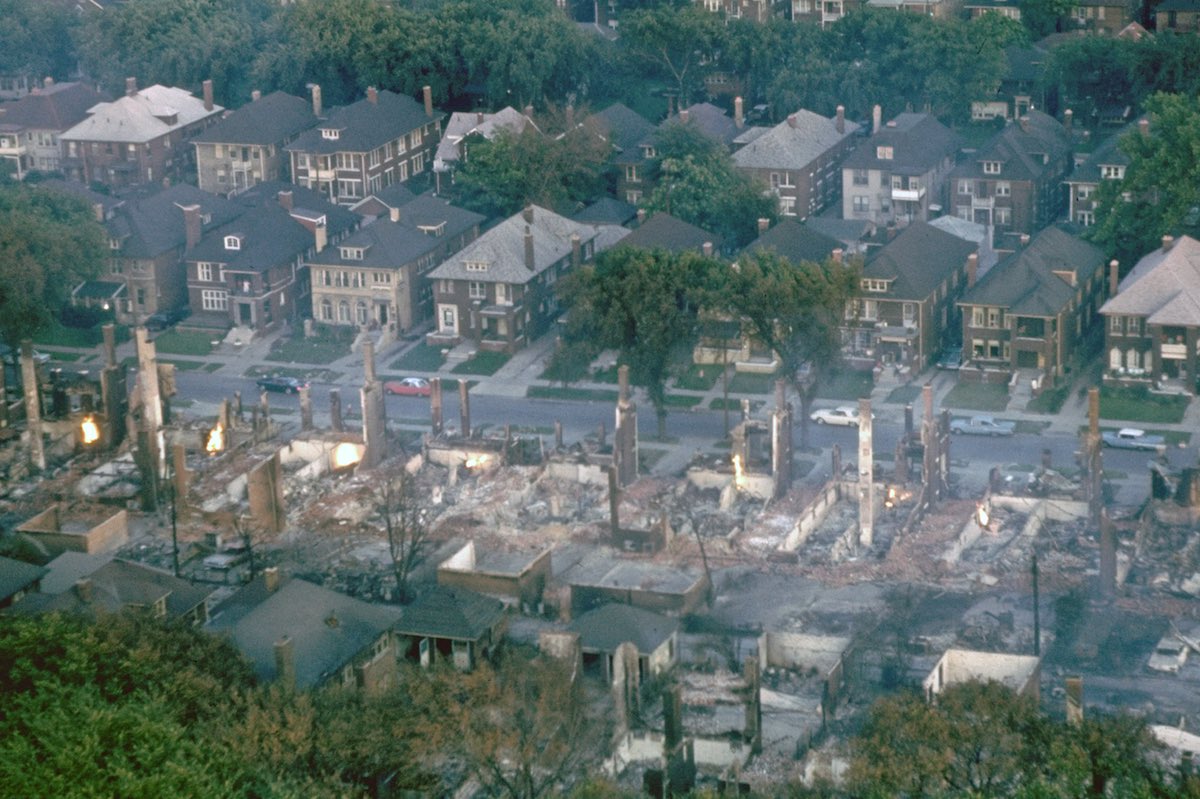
xmin=680 ymin=108 xmax=690 ymax=124
xmin=476 ymin=111 xmax=485 ymax=125
xmin=757 ymin=217 xmax=769 ymax=234
xmin=263 ymin=566 xmax=280 ymax=593
xmin=831 ymin=248 xmax=843 ymax=264
xmin=43 ymin=76 xmax=54 ymax=89
xmin=1020 ymin=233 xmax=1031 ymax=247
xmin=277 ymin=190 xmax=293 ymax=211
xmin=1064 ymin=109 xmax=1073 ymax=130
xmin=1162 ymin=234 xmax=1175 ymax=252
xmin=734 ymin=96 xmax=744 ymax=129
xmin=422 ymin=85 xmax=433 ymax=117
xmin=522 ymin=204 xmax=534 ymax=224
xmin=251 ymin=89 xmax=261 ymax=102
xmin=1019 ymin=116 xmax=1030 ymax=133
xmin=1109 ymin=259 xmax=1119 ymax=296
xmin=565 ymin=104 xmax=574 ymax=128
xmin=967 ymin=253 xmax=978 ymax=288
xmin=702 ymin=241 xmax=713 ymax=257
xmin=873 ymin=104 xmax=882 ymax=135
xmin=389 ymin=206 xmax=400 ymax=223
xmin=181 ymin=204 xmax=202 ymax=252
xmin=787 ymin=114 xmax=797 ymax=129
xmin=571 ymin=233 xmax=581 ymax=268
xmin=314 ymin=222 xmax=327 ymax=254
xmin=310 ymin=83 xmax=322 ymax=117
xmin=524 ymin=225 xmax=535 ymax=270
xmin=74 ymin=578 xmax=93 ymax=603
xmin=524 ymin=104 xmax=534 ymax=120
xmin=125 ymin=76 xmax=137 ymax=97
xmin=367 ymin=86 xmax=378 ymax=105
xmin=836 ymin=105 xmax=845 ymax=134
xmin=1139 ymin=118 xmax=1150 ymax=138
xmin=202 ymin=79 xmax=213 ymax=112
xmin=636 ymin=208 xmax=646 ymax=225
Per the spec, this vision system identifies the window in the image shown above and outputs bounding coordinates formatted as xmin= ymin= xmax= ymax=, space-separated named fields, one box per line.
xmin=987 ymin=307 xmax=1001 ymax=328
xmin=201 ymin=289 xmax=228 ymax=311
xmin=891 ymin=176 xmax=903 ymax=190
xmin=862 ymin=279 xmax=888 ymax=292
xmin=780 ymin=197 xmax=796 ymax=216
xmin=625 ymin=165 xmax=640 ymax=183
xmin=1109 ymin=315 xmax=1123 ymax=333
xmin=983 ymin=161 xmax=1001 ymax=175
xmin=320 ymin=299 xmax=332 ymax=320
xmin=496 ymin=283 xmax=510 ymax=304
xmin=356 ymin=300 xmax=368 ymax=325
xmin=1077 ymin=210 xmax=1094 ymax=226
xmin=994 ymin=207 xmax=1011 ymax=225
xmin=958 ymin=180 xmax=974 ymax=195
xmin=1110 ymin=347 xmax=1122 ymax=369
xmin=465 ymin=260 xmax=488 ymax=272
xmin=224 ymin=235 xmax=241 ymax=250
xmin=861 ymin=300 xmax=877 ymax=320
xmin=369 ymin=149 xmax=380 ymax=168
xmin=1076 ymin=185 xmax=1093 ymax=200
xmin=972 ymin=307 xmax=985 ymax=327
xmin=468 ymin=281 xmax=486 ymax=299
xmin=1126 ymin=348 xmax=1140 ymax=369
xmin=341 ymin=246 xmax=364 ymax=260
xmin=320 ymin=128 xmax=340 ymax=140
xmin=852 ymin=169 xmax=869 ymax=186
xmin=852 ymin=196 xmax=869 ymax=212
xmin=626 ymin=190 xmax=642 ymax=204
xmin=338 ymin=301 xmax=350 ymax=322
xmin=876 ymin=146 xmax=893 ymax=160
xmin=198 ymin=263 xmax=213 ymax=282
xmin=902 ymin=302 xmax=915 ymax=326
xmin=995 ymin=181 xmax=1010 ymax=197
xmin=988 ymin=340 xmax=1003 ymax=359
xmin=1101 ymin=165 xmax=1124 ymax=180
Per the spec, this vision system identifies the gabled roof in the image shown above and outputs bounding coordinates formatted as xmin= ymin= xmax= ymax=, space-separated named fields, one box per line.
xmin=60 ymin=84 xmax=222 ymax=143
xmin=233 ymin=180 xmax=360 ymax=239
xmin=207 ymin=575 xmax=401 ymax=689
xmin=672 ymin=102 xmax=742 ymax=147
xmin=0 ymin=555 xmax=47 ymax=601
xmin=435 ymin=106 xmax=530 ymax=169
xmin=186 ymin=203 xmax=313 ymax=273
xmin=842 ymin=113 xmax=960 ymax=175
xmin=1003 ymin=45 xmax=1048 ymax=84
xmin=351 ymin=183 xmax=419 ymax=217
xmin=191 ymin=91 xmax=317 ymax=146
xmin=589 ymin=102 xmax=656 ymax=165
xmin=962 ymin=226 xmax=1105 ymax=316
xmin=427 ymin=205 xmax=596 ymax=284
xmin=396 ymin=585 xmax=505 ymax=641
xmin=391 ymin=193 xmax=485 ymax=237
xmin=569 ymin=603 xmax=679 ymax=655
xmin=1101 ymin=235 xmax=1200 ymax=326
xmin=805 ymin=216 xmax=877 ymax=250
xmin=11 ymin=558 xmax=211 ymax=621
xmin=0 ymin=82 xmax=110 ymax=132
xmin=950 ymin=110 xmax=1070 ymax=183
xmin=308 ymin=196 xmax=482 ymax=269
xmin=1068 ymin=120 xmax=1140 ymax=184
xmin=732 ymin=109 xmax=860 ymax=171
xmin=37 ymin=551 xmax=114 ymax=594
xmin=105 ymin=184 xmax=241 ymax=259
xmin=619 ymin=212 xmax=721 ymax=254
xmin=573 ymin=196 xmax=638 ymax=226
xmin=864 ymin=221 xmax=978 ymax=300
xmin=744 ymin=219 xmax=842 ymax=263
xmin=286 ymin=89 xmax=437 ymax=155
xmin=38 ymin=178 xmax=124 ymax=220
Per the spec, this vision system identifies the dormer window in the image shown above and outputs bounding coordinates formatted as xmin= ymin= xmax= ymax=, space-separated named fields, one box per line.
xmin=641 ymin=145 xmax=656 ymax=158
xmin=1101 ymin=165 xmax=1124 ymax=180
xmin=983 ymin=161 xmax=1001 ymax=175
xmin=320 ymin=128 xmax=341 ymax=140
xmin=224 ymin=235 xmax=242 ymax=251
xmin=108 ymin=238 xmax=121 ymax=250
xmin=876 ymin=146 xmax=893 ymax=160
xmin=340 ymin=246 xmax=365 ymax=260
xmin=465 ymin=260 xmax=488 ymax=272
xmin=861 ymin=278 xmax=889 ymax=293
xmin=418 ymin=222 xmax=445 ymax=237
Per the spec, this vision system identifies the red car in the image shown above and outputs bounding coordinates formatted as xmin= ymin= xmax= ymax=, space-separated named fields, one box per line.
xmin=384 ymin=377 xmax=432 ymax=397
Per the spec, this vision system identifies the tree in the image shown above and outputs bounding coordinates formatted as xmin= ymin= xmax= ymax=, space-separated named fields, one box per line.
xmin=0 ymin=0 xmax=79 ymax=82
xmin=374 ymin=469 xmax=431 ymax=604
xmin=721 ymin=249 xmax=859 ymax=450
xmin=620 ymin=3 xmax=720 ymax=107
xmin=552 ymin=246 xmax=722 ymax=438
xmin=0 ymin=184 xmax=106 ymax=350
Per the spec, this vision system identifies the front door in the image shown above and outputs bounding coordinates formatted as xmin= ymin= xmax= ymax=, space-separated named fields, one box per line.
xmin=238 ymin=302 xmax=253 ymax=325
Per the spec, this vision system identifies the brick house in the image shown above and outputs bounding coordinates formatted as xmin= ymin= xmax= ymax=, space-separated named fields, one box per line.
xmin=1065 ymin=119 xmax=1140 ymax=228
xmin=192 ymin=90 xmax=317 ymax=196
xmin=841 ymin=111 xmax=960 ymax=229
xmin=958 ymin=226 xmax=1107 ymax=384
xmin=971 ymin=45 xmax=1049 ymax=122
xmin=789 ymin=0 xmax=863 ymax=27
xmin=588 ymin=102 xmax=657 ymax=206
xmin=432 ymin=106 xmax=531 ymax=191
xmin=842 ymin=221 xmax=978 ymax=372
xmin=0 ymin=80 xmax=109 ymax=180
xmin=307 ymin=194 xmax=484 ymax=336
xmin=1071 ymin=0 xmax=1137 ymax=33
xmin=1100 ymin=235 xmax=1200 ymax=389
xmin=947 ymin=110 xmax=1072 ymax=249
xmin=286 ymin=86 xmax=441 ymax=207
xmin=59 ymin=79 xmax=224 ymax=190
xmin=963 ymin=0 xmax=1022 ymax=19
xmin=1155 ymin=0 xmax=1200 ymax=31
xmin=732 ymin=108 xmax=860 ymax=219
xmin=425 ymin=205 xmax=600 ymax=353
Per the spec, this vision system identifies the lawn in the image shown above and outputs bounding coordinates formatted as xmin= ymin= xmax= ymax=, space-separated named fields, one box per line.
xmin=451 ymin=350 xmax=510 ymax=376
xmin=817 ymin=370 xmax=874 ymax=400
xmin=266 ymin=331 xmax=352 ymax=365
xmin=674 ymin=363 xmax=722 ymax=392
xmin=152 ymin=329 xmax=213 ymax=357
xmin=728 ymin=371 xmax=774 ymax=395
xmin=527 ymin=386 xmax=618 ymax=402
xmin=885 ymin=384 xmax=922 ymax=405
xmin=941 ymin=381 xmax=1009 ymax=412
xmin=391 ymin=343 xmax=446 ymax=372
xmin=663 ymin=394 xmax=703 ymax=409
xmin=244 ymin=364 xmax=342 ymax=382
xmin=1100 ymin=386 xmax=1189 ymax=424
xmin=33 ymin=321 xmax=119 ymax=348
xmin=709 ymin=398 xmax=763 ymax=412
xmin=161 ymin=359 xmax=206 ymax=371
xmin=202 ymin=362 xmax=222 ymax=373
xmin=1026 ymin=381 xmax=1071 ymax=414
xmin=590 ymin=364 xmax=619 ymax=384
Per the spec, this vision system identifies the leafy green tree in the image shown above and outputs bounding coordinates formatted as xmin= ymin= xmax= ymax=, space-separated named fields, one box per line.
xmin=0 ymin=0 xmax=79 ymax=82
xmin=917 ymin=14 xmax=1026 ymax=123
xmin=1019 ymin=0 xmax=1076 ymax=37
xmin=620 ymin=3 xmax=720 ymax=107
xmin=0 ymin=184 xmax=106 ymax=350
xmin=1089 ymin=92 xmax=1200 ymax=271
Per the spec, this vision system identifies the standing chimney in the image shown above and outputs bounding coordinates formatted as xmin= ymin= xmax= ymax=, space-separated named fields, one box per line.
xmin=1064 ymin=109 xmax=1073 ymax=130
xmin=522 ymin=205 xmax=534 ymax=224
xmin=125 ymin=77 xmax=138 ymax=97
xmin=367 ymin=86 xmax=378 ymax=105
xmin=263 ymin=566 xmax=281 ymax=593
xmin=571 ymin=233 xmax=581 ymax=268
xmin=251 ymin=89 xmax=261 ymax=102
xmin=202 ymin=79 xmax=213 ymax=112
xmin=702 ymin=241 xmax=714 ymax=257
xmin=1162 ymin=234 xmax=1175 ymax=252
xmin=476 ymin=110 xmax=485 ymax=125
xmin=787 ymin=114 xmax=797 ymax=129
xmin=1108 ymin=260 xmax=1119 ymax=297
xmin=831 ymin=248 xmax=843 ymax=264
xmin=1020 ymin=233 xmax=1031 ymax=247
xmin=1139 ymin=118 xmax=1150 ymax=138
xmin=524 ymin=104 xmax=534 ymax=119
xmin=757 ymin=217 xmax=769 ymax=234
xmin=277 ymin=190 xmax=293 ymax=211
xmin=734 ymin=96 xmax=744 ymax=129
xmin=524 ymin=225 xmax=535 ymax=270
xmin=182 ymin=205 xmax=202 ymax=252
xmin=872 ymin=104 xmax=882 ymax=135
xmin=566 ymin=104 xmax=575 ymax=128
xmin=74 ymin=579 xmax=93 ymax=603
xmin=680 ymin=108 xmax=690 ymax=124
xmin=310 ymin=84 xmax=322 ymax=117
xmin=423 ymin=85 xmax=433 ymax=117
xmin=636 ymin=209 xmax=646 ymax=225
xmin=836 ymin=105 xmax=845 ymax=134
xmin=43 ymin=76 xmax=54 ymax=89
xmin=967 ymin=253 xmax=978 ymax=287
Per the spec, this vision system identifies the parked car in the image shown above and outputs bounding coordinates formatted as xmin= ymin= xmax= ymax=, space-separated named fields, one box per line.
xmin=1148 ymin=633 xmax=1189 ymax=673
xmin=810 ymin=405 xmax=871 ymax=427
xmin=256 ymin=375 xmax=308 ymax=394
xmin=949 ymin=415 xmax=1016 ymax=436
xmin=144 ymin=306 xmax=191 ymax=332
xmin=936 ymin=347 xmax=963 ymax=370
xmin=1102 ymin=428 xmax=1167 ymax=452
xmin=383 ymin=376 xmax=432 ymax=397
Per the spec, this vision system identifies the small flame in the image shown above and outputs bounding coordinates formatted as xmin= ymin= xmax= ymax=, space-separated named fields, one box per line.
xmin=206 ymin=422 xmax=224 ymax=453
xmin=332 ymin=442 xmax=361 ymax=469
xmin=977 ymin=505 xmax=990 ymax=528
xmin=464 ymin=454 xmax=490 ymax=470
xmin=732 ymin=454 xmax=746 ymax=490
xmin=80 ymin=415 xmax=100 ymax=445
xmin=884 ymin=486 xmax=897 ymax=509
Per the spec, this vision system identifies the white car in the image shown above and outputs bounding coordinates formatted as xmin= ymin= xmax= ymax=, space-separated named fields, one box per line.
xmin=1148 ymin=634 xmax=1189 ymax=673
xmin=810 ymin=405 xmax=870 ymax=427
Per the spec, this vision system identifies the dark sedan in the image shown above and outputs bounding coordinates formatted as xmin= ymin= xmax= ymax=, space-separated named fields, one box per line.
xmin=255 ymin=375 xmax=308 ymax=394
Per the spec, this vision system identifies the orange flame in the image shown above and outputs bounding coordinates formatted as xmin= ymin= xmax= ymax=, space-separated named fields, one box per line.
xmin=732 ymin=454 xmax=746 ymax=490
xmin=206 ymin=422 xmax=224 ymax=453
xmin=977 ymin=505 xmax=990 ymax=528
xmin=80 ymin=415 xmax=100 ymax=445
xmin=332 ymin=442 xmax=361 ymax=469
xmin=464 ymin=454 xmax=490 ymax=470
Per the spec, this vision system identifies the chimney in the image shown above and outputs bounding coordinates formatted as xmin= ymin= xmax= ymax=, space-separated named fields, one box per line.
xmin=389 ymin=206 xmax=400 ymax=223
xmin=274 ymin=636 xmax=296 ymax=689
xmin=524 ymin=225 xmax=535 ymax=270
xmin=522 ymin=204 xmax=534 ymax=224
xmin=1162 ymin=234 xmax=1175 ymax=252
xmin=314 ymin=223 xmax=327 ymax=254
xmin=571 ymin=233 xmax=581 ymax=268
xmin=636 ymin=208 xmax=646 ymax=225
xmin=1139 ymin=118 xmax=1149 ymax=138
xmin=565 ymin=104 xmax=575 ymax=128
xmin=277 ymin=190 xmax=293 ymax=211
xmin=886 ymin=222 xmax=897 ymax=241
xmin=423 ymin=85 xmax=433 ymax=117
xmin=74 ymin=578 xmax=93 ymax=603
xmin=872 ymin=104 xmax=882 ymax=135
xmin=367 ymin=86 xmax=378 ymax=105
xmin=734 ymin=96 xmax=744 ymax=129
xmin=1108 ymin=259 xmax=1119 ymax=296
xmin=202 ymin=79 xmax=213 ymax=112
xmin=476 ymin=110 xmax=484 ymax=125
xmin=182 ymin=204 xmax=201 ymax=252
xmin=1020 ymin=233 xmax=1030 ymax=247
xmin=310 ymin=83 xmax=322 ymax=117
xmin=757 ymin=217 xmax=769 ymax=234
xmin=680 ymin=108 xmax=690 ymax=124
xmin=92 ymin=202 xmax=104 ymax=223
xmin=967 ymin=253 xmax=978 ymax=287
xmin=831 ymin=248 xmax=843 ymax=264
xmin=787 ymin=114 xmax=797 ymax=129
xmin=1019 ymin=116 xmax=1030 ymax=133
xmin=702 ymin=241 xmax=714 ymax=257
xmin=836 ymin=104 xmax=845 ymax=134
xmin=251 ymin=89 xmax=261 ymax=102
xmin=43 ymin=76 xmax=54 ymax=89
xmin=1064 ymin=109 xmax=1073 ymax=130
xmin=125 ymin=76 xmax=137 ymax=97
xmin=524 ymin=104 xmax=534 ymax=120
xmin=263 ymin=566 xmax=280 ymax=593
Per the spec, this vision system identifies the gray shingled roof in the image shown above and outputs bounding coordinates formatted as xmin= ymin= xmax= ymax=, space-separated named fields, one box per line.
xmin=573 ymin=196 xmax=637 ymax=225
xmin=0 ymin=82 xmax=109 ymax=131
xmin=105 ymin=184 xmax=242 ymax=259
xmin=60 ymin=84 xmax=222 ymax=143
xmin=842 ymin=113 xmax=960 ymax=175
xmin=1004 ymin=45 xmax=1048 ymax=84
xmin=619 ymin=212 xmax=721 ymax=254
xmin=187 ymin=203 xmax=313 ymax=274
xmin=865 ymin=221 xmax=978 ymax=300
xmin=392 ymin=193 xmax=484 ymax=236
xmin=1101 ymin=235 xmax=1200 ymax=326
xmin=396 ymin=585 xmax=505 ymax=641
xmin=11 ymin=558 xmax=210 ymax=621
xmin=233 ymin=180 xmax=360 ymax=240
xmin=589 ymin=103 xmax=656 ymax=164
xmin=745 ymin=219 xmax=845 ymax=263
xmin=950 ymin=109 xmax=1070 ymax=183
xmin=37 ymin=551 xmax=114 ymax=594
xmin=568 ymin=603 xmax=678 ymax=655
xmin=962 ymin=227 xmax=1104 ymax=316
xmin=427 ymin=205 xmax=596 ymax=285
xmin=733 ymin=109 xmax=860 ymax=171
xmin=0 ymin=555 xmax=47 ymax=601
xmin=673 ymin=102 xmax=741 ymax=147
xmin=191 ymin=91 xmax=317 ymax=146
xmin=1068 ymin=120 xmax=1139 ymax=184
xmin=285 ymin=90 xmax=438 ymax=156
xmin=435 ymin=106 xmax=529 ymax=168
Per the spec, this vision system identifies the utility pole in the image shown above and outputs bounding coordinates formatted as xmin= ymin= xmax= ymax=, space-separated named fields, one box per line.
xmin=1032 ymin=554 xmax=1040 ymax=657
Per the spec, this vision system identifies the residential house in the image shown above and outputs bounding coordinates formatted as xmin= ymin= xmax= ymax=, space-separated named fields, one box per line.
xmin=568 ymin=603 xmax=679 ymax=682
xmin=697 ymin=0 xmax=776 ymax=22
xmin=743 ymin=218 xmax=844 ymax=264
xmin=432 ymin=106 xmax=531 ymax=191
xmin=972 ymin=45 xmax=1049 ymax=122
xmin=672 ymin=102 xmax=743 ymax=149
xmin=192 ymin=90 xmax=318 ymax=196
xmin=805 ymin=216 xmax=877 ymax=258
xmin=588 ymin=102 xmax=657 ymax=205
xmin=1100 ymin=235 xmax=1200 ymax=389
xmin=573 ymin=196 xmax=638 ymax=227
xmin=59 ymin=78 xmax=224 ymax=189
xmin=349 ymin=182 xmax=417 ymax=220
xmin=286 ymin=86 xmax=442 ymax=207
xmin=1071 ymin=0 xmax=1136 ymax=33
xmin=307 ymin=194 xmax=484 ymax=335
xmin=866 ymin=0 xmax=950 ymax=13
xmin=207 ymin=569 xmax=401 ymax=692
xmin=0 ymin=80 xmax=109 ymax=179
xmin=963 ymin=0 xmax=1022 ymax=19
xmin=841 ymin=111 xmax=960 ymax=228
xmin=789 ymin=0 xmax=863 ymax=27
xmin=0 ymin=73 xmax=34 ymax=102
xmin=394 ymin=585 xmax=506 ymax=671
xmin=1156 ymin=0 xmax=1200 ymax=31
xmin=619 ymin=211 xmax=723 ymax=255
xmin=948 ymin=110 xmax=1072 ymax=248
xmin=0 ymin=556 xmax=47 ymax=610
xmin=732 ymin=107 xmax=860 ymax=219
xmin=842 ymin=221 xmax=979 ymax=371
xmin=425 ymin=205 xmax=600 ymax=353
xmin=1065 ymin=120 xmax=1140 ymax=228
xmin=957 ymin=226 xmax=1106 ymax=384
